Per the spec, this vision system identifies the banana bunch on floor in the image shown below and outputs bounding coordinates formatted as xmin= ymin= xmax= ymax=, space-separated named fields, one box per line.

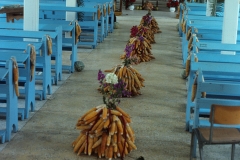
xmin=105 ymin=65 xmax=145 ymax=96
xmin=72 ymin=104 xmax=137 ymax=159
xmin=120 ymin=36 xmax=155 ymax=63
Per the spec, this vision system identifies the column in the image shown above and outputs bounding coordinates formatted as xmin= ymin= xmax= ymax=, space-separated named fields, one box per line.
xmin=24 ymin=0 xmax=39 ymax=31
xmin=221 ymin=0 xmax=239 ymax=55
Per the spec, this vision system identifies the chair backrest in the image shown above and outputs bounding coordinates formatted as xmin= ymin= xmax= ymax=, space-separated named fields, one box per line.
xmin=210 ymin=104 xmax=240 ymax=125
xmin=192 ymin=69 xmax=240 ymax=130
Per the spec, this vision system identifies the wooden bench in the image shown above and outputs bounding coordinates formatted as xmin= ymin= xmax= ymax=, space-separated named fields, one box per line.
xmin=179 ymin=2 xmax=226 ymax=36
xmin=0 ymin=1 xmax=101 ymax=49
xmin=0 ymin=20 xmax=77 ymax=73
xmin=0 ymin=40 xmax=51 ymax=101
xmin=0 ymin=26 xmax=63 ymax=85
xmin=185 ymin=40 xmax=240 ymax=131
xmin=190 ymin=68 xmax=240 ymax=158
xmin=38 ymin=3 xmax=99 ymax=48
xmin=182 ymin=21 xmax=240 ymax=66
xmin=0 ymin=45 xmax=35 ymax=120
xmin=0 ymin=57 xmax=18 ymax=143
xmin=87 ymin=0 xmax=115 ymax=34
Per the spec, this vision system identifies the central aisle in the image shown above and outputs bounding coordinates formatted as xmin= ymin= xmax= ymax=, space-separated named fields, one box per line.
xmin=0 ymin=10 xmax=196 ymax=159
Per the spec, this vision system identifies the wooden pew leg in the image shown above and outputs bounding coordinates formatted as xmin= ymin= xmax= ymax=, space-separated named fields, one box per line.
xmin=5 ymin=60 xmax=18 ymax=142
xmin=0 ymin=131 xmax=6 ymax=143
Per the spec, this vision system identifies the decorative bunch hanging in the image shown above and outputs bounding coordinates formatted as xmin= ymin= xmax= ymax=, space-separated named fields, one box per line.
xmin=72 ymin=71 xmax=137 ymax=159
xmin=12 ymin=57 xmax=19 ymax=97
xmin=105 ymin=44 xmax=145 ymax=97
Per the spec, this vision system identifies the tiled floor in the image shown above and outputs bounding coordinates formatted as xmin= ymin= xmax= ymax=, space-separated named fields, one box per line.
xmin=0 ymin=8 xmax=239 ymax=160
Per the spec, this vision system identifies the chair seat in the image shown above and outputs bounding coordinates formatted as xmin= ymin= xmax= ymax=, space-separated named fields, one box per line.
xmin=198 ymin=128 xmax=240 ymax=144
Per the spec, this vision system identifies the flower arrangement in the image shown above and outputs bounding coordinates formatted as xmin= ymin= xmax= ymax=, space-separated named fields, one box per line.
xmin=123 ymin=43 xmax=139 ymax=66
xmin=130 ymin=25 xmax=147 ymax=38
xmin=167 ymin=0 xmax=179 ymax=8
xmin=98 ymin=70 xmax=131 ymax=101
xmin=104 ymin=44 xmax=145 ymax=96
xmin=72 ymin=70 xmax=137 ymax=159
xmin=130 ymin=25 xmax=155 ymax=44
xmin=142 ymin=14 xmax=153 ymax=26
xmin=140 ymin=14 xmax=162 ymax=34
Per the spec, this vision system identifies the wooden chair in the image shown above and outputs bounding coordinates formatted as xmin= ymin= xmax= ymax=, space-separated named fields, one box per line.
xmin=190 ymin=68 xmax=240 ymax=160
xmin=190 ymin=104 xmax=240 ymax=160
xmin=184 ymin=40 xmax=240 ymax=131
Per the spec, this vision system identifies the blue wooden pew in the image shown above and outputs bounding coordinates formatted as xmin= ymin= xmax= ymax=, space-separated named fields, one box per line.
xmin=180 ymin=15 xmax=234 ymax=39
xmin=0 ymin=40 xmax=51 ymax=101
xmin=185 ymin=40 xmax=240 ymax=131
xmin=39 ymin=4 xmax=98 ymax=48
xmin=0 ymin=20 xmax=77 ymax=73
xmin=82 ymin=2 xmax=105 ymax=42
xmin=85 ymin=2 xmax=107 ymax=41
xmin=39 ymin=0 xmax=114 ymax=42
xmin=87 ymin=0 xmax=115 ymax=34
xmin=39 ymin=21 xmax=77 ymax=73
xmin=0 ymin=0 xmax=98 ymax=48
xmin=40 ymin=0 xmax=114 ymax=34
xmin=0 ymin=26 xmax=62 ymax=85
xmin=42 ymin=1 xmax=105 ymax=43
xmin=190 ymin=68 xmax=240 ymax=157
xmin=0 ymin=57 xmax=18 ymax=143
xmin=0 ymin=46 xmax=34 ymax=121
xmin=178 ymin=2 xmax=206 ymax=36
xmin=186 ymin=57 xmax=240 ymax=130
xmin=182 ymin=22 xmax=240 ymax=66
xmin=179 ymin=2 xmax=226 ymax=36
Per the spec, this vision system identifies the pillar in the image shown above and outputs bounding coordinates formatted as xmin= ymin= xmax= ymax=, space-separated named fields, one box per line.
xmin=221 ymin=0 xmax=239 ymax=55
xmin=23 ymin=0 xmax=39 ymax=31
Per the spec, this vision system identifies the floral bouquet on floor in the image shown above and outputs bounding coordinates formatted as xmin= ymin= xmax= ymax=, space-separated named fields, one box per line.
xmin=72 ymin=71 xmax=137 ymax=159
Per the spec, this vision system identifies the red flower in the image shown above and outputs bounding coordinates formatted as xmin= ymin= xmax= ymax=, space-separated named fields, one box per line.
xmin=130 ymin=26 xmax=138 ymax=37
xmin=166 ymin=0 xmax=179 ymax=8
xmin=129 ymin=0 xmax=136 ymax=5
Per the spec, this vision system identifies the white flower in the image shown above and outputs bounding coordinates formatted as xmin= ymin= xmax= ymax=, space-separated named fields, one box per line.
xmin=105 ymin=73 xmax=118 ymax=84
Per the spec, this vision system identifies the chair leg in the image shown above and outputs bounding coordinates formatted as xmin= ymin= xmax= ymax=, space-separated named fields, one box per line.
xmin=190 ymin=131 xmax=197 ymax=159
xmin=198 ymin=142 xmax=204 ymax=160
xmin=231 ymin=144 xmax=235 ymax=160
